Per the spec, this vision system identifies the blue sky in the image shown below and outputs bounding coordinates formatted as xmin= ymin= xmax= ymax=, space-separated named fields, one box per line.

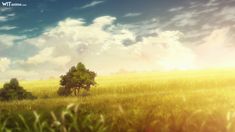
xmin=0 ymin=0 xmax=235 ymax=80
xmin=1 ymin=0 xmax=182 ymax=36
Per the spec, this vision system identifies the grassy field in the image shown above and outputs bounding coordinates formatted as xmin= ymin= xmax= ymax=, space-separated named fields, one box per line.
xmin=1 ymin=69 xmax=235 ymax=132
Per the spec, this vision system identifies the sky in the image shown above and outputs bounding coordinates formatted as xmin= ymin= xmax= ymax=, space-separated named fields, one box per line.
xmin=0 ymin=0 xmax=235 ymax=80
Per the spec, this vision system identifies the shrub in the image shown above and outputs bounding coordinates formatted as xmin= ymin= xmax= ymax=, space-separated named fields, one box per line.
xmin=0 ymin=78 xmax=36 ymax=101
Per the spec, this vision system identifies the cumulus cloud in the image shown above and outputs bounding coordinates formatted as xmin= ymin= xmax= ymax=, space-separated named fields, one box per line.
xmin=22 ymin=16 xmax=195 ymax=77
xmin=2 ymin=14 xmax=235 ymax=80
xmin=0 ymin=58 xmax=11 ymax=72
xmin=1 ymin=0 xmax=235 ymax=81
xmin=195 ymin=27 xmax=235 ymax=68
xmin=26 ymin=47 xmax=71 ymax=67
xmin=3 ymin=13 xmax=235 ymax=80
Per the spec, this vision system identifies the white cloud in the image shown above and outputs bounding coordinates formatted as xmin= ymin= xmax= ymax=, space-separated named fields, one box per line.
xmin=0 ymin=25 xmax=17 ymax=30
xmin=27 ymin=47 xmax=54 ymax=64
xmin=3 ymin=14 xmax=235 ymax=80
xmin=195 ymin=27 xmax=235 ymax=68
xmin=168 ymin=7 xmax=184 ymax=12
xmin=0 ymin=16 xmax=8 ymax=22
xmin=124 ymin=13 xmax=142 ymax=17
xmin=0 ymin=58 xmax=11 ymax=72
xmin=218 ymin=7 xmax=235 ymax=21
xmin=197 ymin=7 xmax=218 ymax=14
xmin=0 ymin=35 xmax=25 ymax=46
xmin=1 ymin=0 xmax=235 ymax=81
xmin=170 ymin=12 xmax=198 ymax=27
xmin=7 ymin=13 xmax=15 ymax=17
xmin=205 ymin=0 xmax=219 ymax=7
xmin=92 ymin=16 xmax=116 ymax=27
xmin=0 ymin=13 xmax=15 ymax=22
xmin=132 ymin=31 xmax=195 ymax=70
xmin=26 ymin=47 xmax=71 ymax=67
xmin=22 ymin=28 xmax=37 ymax=33
xmin=0 ymin=7 xmax=11 ymax=12
xmin=23 ymin=16 xmax=195 ymax=76
xmin=81 ymin=1 xmax=104 ymax=9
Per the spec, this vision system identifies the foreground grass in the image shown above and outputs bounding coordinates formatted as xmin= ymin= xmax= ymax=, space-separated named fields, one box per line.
xmin=1 ymin=69 xmax=235 ymax=131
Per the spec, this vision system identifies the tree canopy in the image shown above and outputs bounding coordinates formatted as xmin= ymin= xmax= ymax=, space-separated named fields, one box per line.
xmin=0 ymin=78 xmax=36 ymax=101
xmin=58 ymin=62 xmax=96 ymax=96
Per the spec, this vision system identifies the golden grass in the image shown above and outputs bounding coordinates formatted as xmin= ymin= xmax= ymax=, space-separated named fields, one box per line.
xmin=1 ymin=69 xmax=235 ymax=131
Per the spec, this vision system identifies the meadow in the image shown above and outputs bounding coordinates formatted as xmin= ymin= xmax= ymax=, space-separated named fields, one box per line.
xmin=1 ymin=69 xmax=235 ymax=132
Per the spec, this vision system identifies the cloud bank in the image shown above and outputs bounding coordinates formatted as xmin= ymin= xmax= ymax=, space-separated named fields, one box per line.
xmin=1 ymin=4 xmax=235 ymax=80
xmin=1 ymin=16 xmax=198 ymax=79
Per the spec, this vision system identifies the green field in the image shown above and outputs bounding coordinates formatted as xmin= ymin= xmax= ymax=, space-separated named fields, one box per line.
xmin=1 ymin=69 xmax=235 ymax=132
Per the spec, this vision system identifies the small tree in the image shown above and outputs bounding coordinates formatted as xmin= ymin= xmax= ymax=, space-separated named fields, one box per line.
xmin=58 ymin=62 xmax=96 ymax=96
xmin=0 ymin=78 xmax=36 ymax=101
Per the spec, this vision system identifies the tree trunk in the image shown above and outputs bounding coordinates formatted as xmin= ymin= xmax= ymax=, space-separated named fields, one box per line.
xmin=74 ymin=88 xmax=80 ymax=96
xmin=74 ymin=89 xmax=77 ymax=96
xmin=77 ymin=88 xmax=80 ymax=95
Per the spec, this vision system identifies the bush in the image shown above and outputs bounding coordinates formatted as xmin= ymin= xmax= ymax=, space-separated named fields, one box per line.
xmin=0 ymin=78 xmax=36 ymax=101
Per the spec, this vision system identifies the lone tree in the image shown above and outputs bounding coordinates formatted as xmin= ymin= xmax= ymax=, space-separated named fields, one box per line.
xmin=0 ymin=78 xmax=36 ymax=101
xmin=57 ymin=62 xmax=96 ymax=96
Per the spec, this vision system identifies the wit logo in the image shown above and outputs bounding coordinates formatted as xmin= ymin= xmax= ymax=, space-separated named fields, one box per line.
xmin=2 ymin=2 xmax=11 ymax=6
xmin=1 ymin=1 xmax=27 ymax=7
